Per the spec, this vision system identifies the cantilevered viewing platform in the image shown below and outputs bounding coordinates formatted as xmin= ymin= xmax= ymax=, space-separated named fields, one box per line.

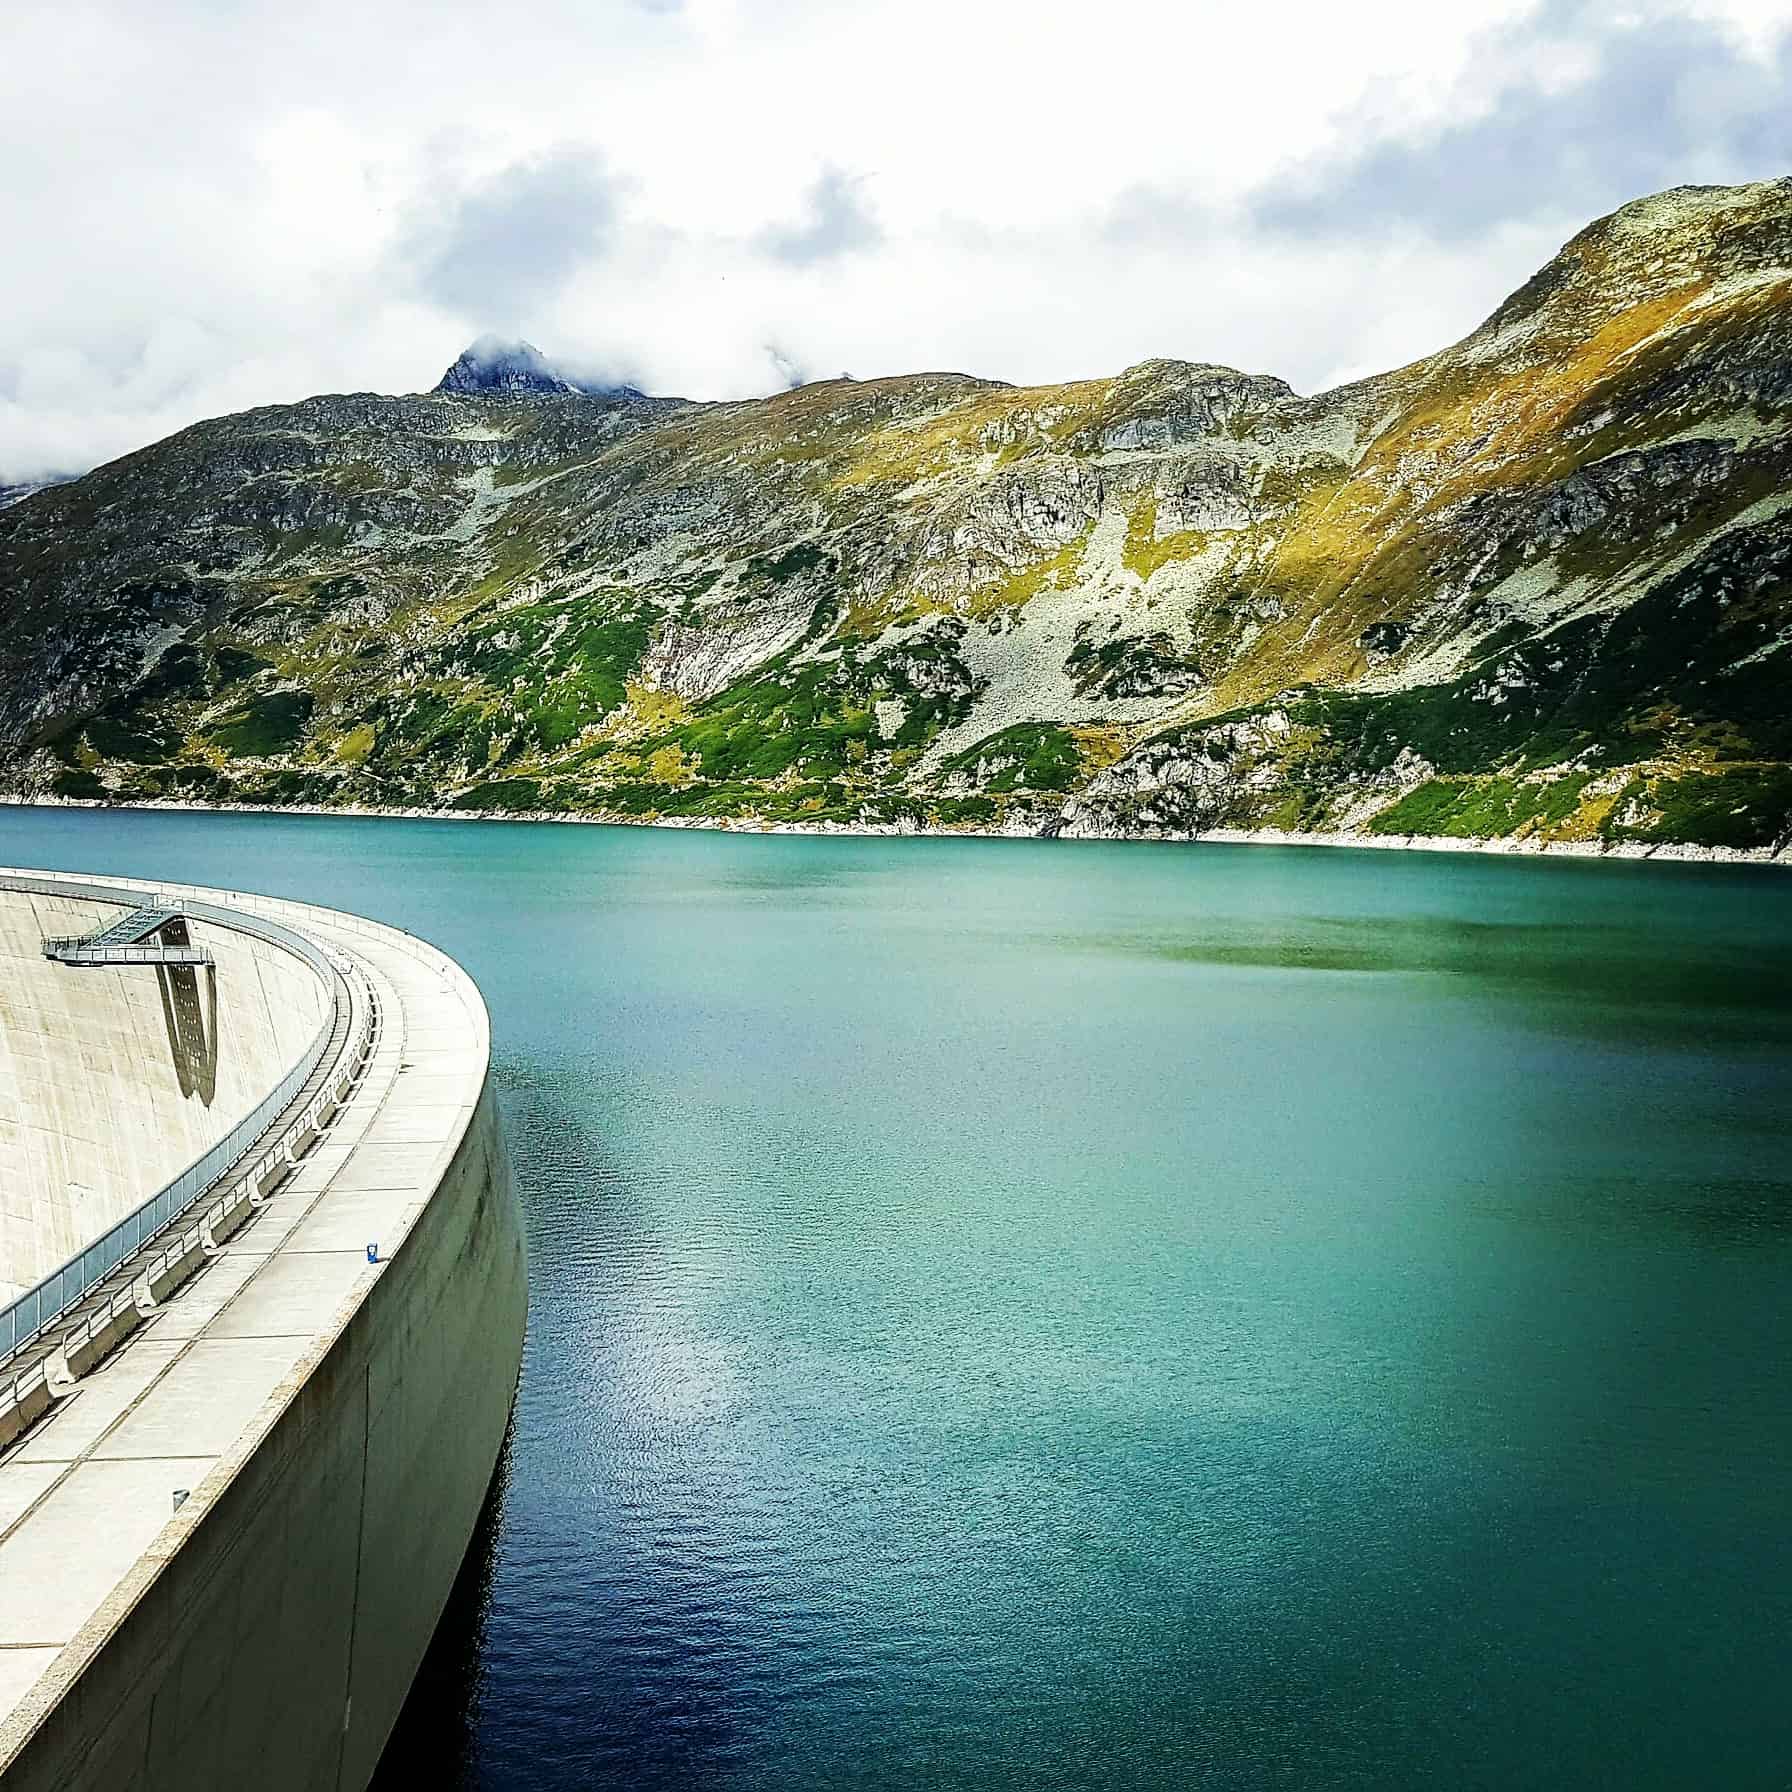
xmin=41 ymin=901 xmax=213 ymax=968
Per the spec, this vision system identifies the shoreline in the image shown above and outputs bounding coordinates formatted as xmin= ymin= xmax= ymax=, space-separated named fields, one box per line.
xmin=2 ymin=792 xmax=1787 ymax=869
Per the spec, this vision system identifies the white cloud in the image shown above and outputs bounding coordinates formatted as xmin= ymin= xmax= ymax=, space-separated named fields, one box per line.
xmin=405 ymin=146 xmax=624 ymax=323
xmin=0 ymin=0 xmax=1789 ymax=478
xmin=757 ymin=168 xmax=882 ymax=267
xmin=1254 ymin=0 xmax=1792 ymax=241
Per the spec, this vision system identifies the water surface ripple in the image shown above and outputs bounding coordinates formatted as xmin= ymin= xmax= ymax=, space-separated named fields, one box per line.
xmin=2 ymin=810 xmax=1787 ymax=1789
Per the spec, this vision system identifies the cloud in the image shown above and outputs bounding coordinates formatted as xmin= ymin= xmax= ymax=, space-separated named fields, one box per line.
xmin=3 ymin=0 xmax=1791 ymax=480
xmin=1099 ymin=184 xmax=1215 ymax=249
xmin=764 ymin=343 xmax=810 ymax=388
xmin=1254 ymin=1 xmax=1792 ymax=241
xmin=757 ymin=168 xmax=882 ymax=266
xmin=409 ymin=146 xmax=622 ymax=323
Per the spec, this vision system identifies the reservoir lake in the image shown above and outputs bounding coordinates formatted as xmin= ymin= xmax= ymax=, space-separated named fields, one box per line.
xmin=1 ymin=806 xmax=1787 ymax=1790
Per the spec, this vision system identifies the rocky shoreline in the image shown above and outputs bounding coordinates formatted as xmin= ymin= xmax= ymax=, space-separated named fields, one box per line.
xmin=4 ymin=793 xmax=1785 ymax=869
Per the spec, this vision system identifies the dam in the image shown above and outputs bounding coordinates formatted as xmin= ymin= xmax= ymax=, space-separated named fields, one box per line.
xmin=0 ymin=867 xmax=526 ymax=1790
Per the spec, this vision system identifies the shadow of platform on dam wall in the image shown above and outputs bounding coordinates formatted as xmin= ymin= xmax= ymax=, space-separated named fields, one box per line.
xmin=154 ymin=954 xmax=218 ymax=1104
xmin=371 ymin=1422 xmax=514 ymax=1791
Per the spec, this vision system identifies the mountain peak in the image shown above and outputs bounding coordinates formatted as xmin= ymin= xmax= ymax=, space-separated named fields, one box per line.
xmin=435 ymin=336 xmax=575 ymax=396
xmin=434 ymin=335 xmax=646 ymax=400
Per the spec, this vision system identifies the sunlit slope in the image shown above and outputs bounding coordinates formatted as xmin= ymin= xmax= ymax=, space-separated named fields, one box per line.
xmin=2 ymin=178 xmax=1788 ymax=850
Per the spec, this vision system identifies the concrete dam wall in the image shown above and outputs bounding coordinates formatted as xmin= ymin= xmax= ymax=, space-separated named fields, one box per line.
xmin=0 ymin=870 xmax=527 ymax=1792
xmin=0 ymin=887 xmax=329 ymax=1303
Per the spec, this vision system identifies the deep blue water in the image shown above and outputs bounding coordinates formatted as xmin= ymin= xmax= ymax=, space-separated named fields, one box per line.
xmin=3 ymin=807 xmax=1789 ymax=1790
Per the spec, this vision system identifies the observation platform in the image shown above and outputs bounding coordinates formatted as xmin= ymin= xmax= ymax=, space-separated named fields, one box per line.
xmin=41 ymin=903 xmax=214 ymax=969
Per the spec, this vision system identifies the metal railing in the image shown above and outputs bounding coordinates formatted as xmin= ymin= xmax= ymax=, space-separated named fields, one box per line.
xmin=41 ymin=940 xmax=214 ymax=966
xmin=32 ymin=957 xmax=381 ymax=1376
xmin=43 ymin=897 xmax=216 ymax=966
xmin=0 ymin=875 xmax=359 ymax=1363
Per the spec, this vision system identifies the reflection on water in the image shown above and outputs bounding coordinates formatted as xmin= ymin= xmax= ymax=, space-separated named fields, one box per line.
xmin=1079 ymin=912 xmax=1792 ymax=1043
xmin=0 ymin=808 xmax=1788 ymax=1790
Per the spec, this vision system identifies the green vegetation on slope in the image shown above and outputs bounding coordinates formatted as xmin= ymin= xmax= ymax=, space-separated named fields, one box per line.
xmin=4 ymin=180 xmax=1790 ymax=851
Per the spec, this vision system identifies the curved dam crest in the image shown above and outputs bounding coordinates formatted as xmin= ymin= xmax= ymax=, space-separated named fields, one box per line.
xmin=0 ymin=868 xmax=527 ymax=1791
xmin=0 ymin=887 xmax=329 ymax=1304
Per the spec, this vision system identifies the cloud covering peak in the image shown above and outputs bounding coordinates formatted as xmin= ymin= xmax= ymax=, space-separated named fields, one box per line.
xmin=2 ymin=0 xmax=1790 ymax=480
xmin=435 ymin=334 xmax=644 ymax=398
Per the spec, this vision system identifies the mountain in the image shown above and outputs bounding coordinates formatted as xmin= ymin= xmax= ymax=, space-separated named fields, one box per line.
xmin=435 ymin=335 xmax=575 ymax=396
xmin=434 ymin=335 xmax=645 ymax=400
xmin=2 ymin=179 xmax=1790 ymax=855
xmin=0 ymin=481 xmax=58 ymax=510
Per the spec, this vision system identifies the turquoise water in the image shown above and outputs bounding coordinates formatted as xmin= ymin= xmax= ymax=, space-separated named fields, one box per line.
xmin=3 ymin=808 xmax=1789 ymax=1789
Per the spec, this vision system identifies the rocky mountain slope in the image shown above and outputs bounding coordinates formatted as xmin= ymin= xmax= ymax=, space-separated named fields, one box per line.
xmin=2 ymin=179 xmax=1790 ymax=852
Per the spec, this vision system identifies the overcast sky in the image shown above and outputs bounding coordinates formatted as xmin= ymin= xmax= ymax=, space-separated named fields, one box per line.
xmin=3 ymin=0 xmax=1790 ymax=479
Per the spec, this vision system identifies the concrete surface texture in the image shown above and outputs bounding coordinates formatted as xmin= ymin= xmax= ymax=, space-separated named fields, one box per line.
xmin=0 ymin=870 xmax=527 ymax=1792
xmin=0 ymin=888 xmax=329 ymax=1302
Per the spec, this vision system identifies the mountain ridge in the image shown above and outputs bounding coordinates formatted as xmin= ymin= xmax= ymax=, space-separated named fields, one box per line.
xmin=2 ymin=176 xmax=1789 ymax=855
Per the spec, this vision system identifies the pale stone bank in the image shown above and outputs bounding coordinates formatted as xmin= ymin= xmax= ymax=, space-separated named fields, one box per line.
xmin=0 ymin=868 xmax=527 ymax=1791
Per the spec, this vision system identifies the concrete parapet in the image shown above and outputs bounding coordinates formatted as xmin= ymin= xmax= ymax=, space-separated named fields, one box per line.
xmin=138 ymin=1225 xmax=209 ymax=1308
xmin=0 ymin=1366 xmax=54 ymax=1453
xmin=253 ymin=1151 xmax=294 ymax=1202
xmin=204 ymin=1187 xmax=254 ymax=1246
xmin=52 ymin=1290 xmax=148 ymax=1383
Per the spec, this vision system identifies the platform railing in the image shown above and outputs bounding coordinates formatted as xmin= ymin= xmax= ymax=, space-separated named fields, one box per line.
xmin=0 ymin=876 xmax=357 ymax=1363
xmin=39 ymin=940 xmax=215 ymax=966
xmin=42 ymin=899 xmax=215 ymax=967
